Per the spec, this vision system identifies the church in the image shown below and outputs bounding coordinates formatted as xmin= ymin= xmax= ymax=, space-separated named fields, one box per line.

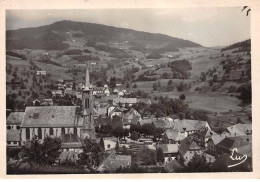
xmin=20 ymin=64 xmax=96 ymax=148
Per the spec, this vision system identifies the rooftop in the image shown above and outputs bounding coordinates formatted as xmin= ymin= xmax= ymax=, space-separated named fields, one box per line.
xmin=7 ymin=112 xmax=24 ymax=125
xmin=21 ymin=106 xmax=82 ymax=128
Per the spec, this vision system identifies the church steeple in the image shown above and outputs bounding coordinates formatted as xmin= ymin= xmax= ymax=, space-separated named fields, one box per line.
xmin=80 ymin=62 xmax=95 ymax=140
xmin=84 ymin=62 xmax=90 ymax=91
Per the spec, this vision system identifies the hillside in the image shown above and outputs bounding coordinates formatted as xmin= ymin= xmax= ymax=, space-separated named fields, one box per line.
xmin=6 ymin=20 xmax=201 ymax=51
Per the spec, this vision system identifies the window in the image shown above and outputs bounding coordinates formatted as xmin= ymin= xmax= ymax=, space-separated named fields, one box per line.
xmin=33 ymin=113 xmax=39 ymax=119
xmin=16 ymin=126 xmax=20 ymax=130
xmin=50 ymin=128 xmax=53 ymax=135
xmin=7 ymin=126 xmax=11 ymax=130
xmin=26 ymin=128 xmax=30 ymax=140
xmin=62 ymin=128 xmax=65 ymax=134
xmin=7 ymin=142 xmax=11 ymax=145
xmin=13 ymin=142 xmax=17 ymax=144
xmin=38 ymin=128 xmax=42 ymax=139
xmin=74 ymin=128 xmax=77 ymax=135
xmin=85 ymin=98 xmax=90 ymax=108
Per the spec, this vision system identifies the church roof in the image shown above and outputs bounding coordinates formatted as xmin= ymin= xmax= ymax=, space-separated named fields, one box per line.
xmin=21 ymin=106 xmax=82 ymax=128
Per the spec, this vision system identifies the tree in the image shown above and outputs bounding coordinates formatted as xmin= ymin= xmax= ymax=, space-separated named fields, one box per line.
xmin=182 ymin=153 xmax=210 ymax=172
xmin=109 ymin=77 xmax=116 ymax=90
xmin=126 ymin=82 xmax=130 ymax=88
xmin=179 ymin=94 xmax=186 ymax=101
xmin=153 ymin=128 xmax=165 ymax=140
xmin=22 ymin=138 xmax=44 ymax=165
xmin=99 ymin=137 xmax=105 ymax=151
xmin=41 ymin=136 xmax=62 ymax=165
xmin=124 ymin=129 xmax=129 ymax=140
xmin=22 ymin=136 xmax=61 ymax=165
xmin=157 ymin=148 xmax=165 ymax=163
xmin=200 ymin=72 xmax=206 ymax=81
xmin=131 ymin=131 xmax=139 ymax=141
xmin=78 ymin=138 xmax=104 ymax=172
xmin=100 ymin=124 xmax=113 ymax=135
xmin=153 ymin=82 xmax=158 ymax=91
xmin=113 ymin=126 xmax=125 ymax=139
xmin=141 ymin=123 xmax=155 ymax=137
xmin=130 ymin=124 xmax=142 ymax=133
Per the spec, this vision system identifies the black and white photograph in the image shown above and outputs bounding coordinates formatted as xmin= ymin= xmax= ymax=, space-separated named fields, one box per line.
xmin=5 ymin=5 xmax=253 ymax=175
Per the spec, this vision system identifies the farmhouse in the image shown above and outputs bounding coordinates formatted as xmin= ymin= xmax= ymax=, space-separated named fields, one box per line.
xmin=162 ymin=130 xmax=186 ymax=144
xmin=51 ymin=90 xmax=63 ymax=97
xmin=172 ymin=119 xmax=211 ymax=137
xmin=226 ymin=123 xmax=252 ymax=136
xmin=36 ymin=70 xmax=47 ymax=75
xmin=97 ymin=151 xmax=131 ymax=172
xmin=157 ymin=144 xmax=179 ymax=163
xmin=178 ymin=137 xmax=203 ymax=165
xmin=93 ymin=86 xmax=110 ymax=96
xmin=6 ymin=112 xmax=24 ymax=148
xmin=113 ymin=98 xmax=137 ymax=107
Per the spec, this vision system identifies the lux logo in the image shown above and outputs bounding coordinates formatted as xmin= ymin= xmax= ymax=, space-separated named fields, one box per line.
xmin=228 ymin=148 xmax=247 ymax=168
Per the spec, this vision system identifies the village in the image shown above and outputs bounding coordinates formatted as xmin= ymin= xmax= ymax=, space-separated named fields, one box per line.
xmin=6 ymin=63 xmax=252 ymax=173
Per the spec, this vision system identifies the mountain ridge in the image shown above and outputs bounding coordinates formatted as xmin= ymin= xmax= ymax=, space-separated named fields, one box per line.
xmin=6 ymin=20 xmax=201 ymax=51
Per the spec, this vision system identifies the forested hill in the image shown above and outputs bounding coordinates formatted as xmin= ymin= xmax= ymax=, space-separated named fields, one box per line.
xmin=6 ymin=20 xmax=201 ymax=51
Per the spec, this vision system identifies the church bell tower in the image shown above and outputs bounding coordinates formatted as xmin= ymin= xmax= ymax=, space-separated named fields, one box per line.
xmin=80 ymin=63 xmax=96 ymax=140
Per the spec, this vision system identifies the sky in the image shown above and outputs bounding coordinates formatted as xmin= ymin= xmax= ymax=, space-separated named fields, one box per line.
xmin=6 ymin=8 xmax=250 ymax=47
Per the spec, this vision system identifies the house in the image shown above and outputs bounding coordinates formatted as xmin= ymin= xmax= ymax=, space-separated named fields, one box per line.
xmin=157 ymin=144 xmax=179 ymax=163
xmin=41 ymin=99 xmax=54 ymax=106
xmin=58 ymin=150 xmax=79 ymax=163
xmin=137 ymin=98 xmax=152 ymax=105
xmin=108 ymin=107 xmax=128 ymax=119
xmin=57 ymin=83 xmax=66 ymax=90
xmin=121 ymin=108 xmax=141 ymax=128
xmin=118 ymin=90 xmax=125 ymax=97
xmin=7 ymin=130 xmax=21 ymax=148
xmin=172 ymin=119 xmax=211 ymax=137
xmin=113 ymin=98 xmax=137 ymax=107
xmin=6 ymin=112 xmax=23 ymax=148
xmin=103 ymin=137 xmax=118 ymax=151
xmin=216 ymin=135 xmax=252 ymax=156
xmin=32 ymin=99 xmax=41 ymax=106
xmin=206 ymin=130 xmax=240 ymax=156
xmin=93 ymin=86 xmax=110 ymax=96
xmin=57 ymin=79 xmax=64 ymax=83
xmin=137 ymin=118 xmax=153 ymax=126
xmin=192 ymin=127 xmax=218 ymax=148
xmin=153 ymin=118 xmax=173 ymax=129
xmin=178 ymin=136 xmax=203 ymax=165
xmin=7 ymin=112 xmax=24 ymax=131
xmin=226 ymin=123 xmax=252 ymax=136
xmin=163 ymin=159 xmax=183 ymax=172
xmin=60 ymin=133 xmax=83 ymax=153
xmin=162 ymin=130 xmax=186 ymax=144
xmin=51 ymin=90 xmax=63 ymax=97
xmin=36 ymin=71 xmax=47 ymax=75
xmin=97 ymin=151 xmax=131 ymax=172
